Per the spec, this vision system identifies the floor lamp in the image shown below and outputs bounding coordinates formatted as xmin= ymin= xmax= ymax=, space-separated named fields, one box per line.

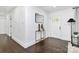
xmin=67 ymin=18 xmax=76 ymax=45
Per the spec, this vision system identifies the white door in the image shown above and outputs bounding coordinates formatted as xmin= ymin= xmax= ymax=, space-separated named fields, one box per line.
xmin=51 ymin=17 xmax=61 ymax=39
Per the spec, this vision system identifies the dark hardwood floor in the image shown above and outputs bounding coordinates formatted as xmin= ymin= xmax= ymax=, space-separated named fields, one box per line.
xmin=0 ymin=34 xmax=68 ymax=53
xmin=26 ymin=37 xmax=68 ymax=53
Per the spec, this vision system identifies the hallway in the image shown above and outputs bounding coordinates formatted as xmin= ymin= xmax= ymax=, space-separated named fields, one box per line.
xmin=0 ymin=6 xmax=78 ymax=53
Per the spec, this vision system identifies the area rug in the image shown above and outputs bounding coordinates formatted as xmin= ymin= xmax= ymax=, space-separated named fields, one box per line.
xmin=68 ymin=42 xmax=79 ymax=53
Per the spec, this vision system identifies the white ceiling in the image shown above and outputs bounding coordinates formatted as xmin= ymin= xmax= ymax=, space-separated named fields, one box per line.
xmin=0 ymin=6 xmax=74 ymax=15
xmin=37 ymin=6 xmax=73 ymax=13
xmin=0 ymin=6 xmax=16 ymax=15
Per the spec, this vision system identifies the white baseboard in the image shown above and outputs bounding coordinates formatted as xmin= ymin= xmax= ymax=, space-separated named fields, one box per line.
xmin=11 ymin=36 xmax=47 ymax=48
xmin=12 ymin=36 xmax=27 ymax=48
xmin=25 ymin=40 xmax=36 ymax=48
xmin=12 ymin=36 xmax=37 ymax=48
xmin=0 ymin=33 xmax=7 ymax=34
xmin=47 ymin=37 xmax=71 ymax=41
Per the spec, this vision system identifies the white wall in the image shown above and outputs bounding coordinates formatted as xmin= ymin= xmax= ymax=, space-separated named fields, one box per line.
xmin=0 ymin=15 xmax=6 ymax=34
xmin=4 ymin=15 xmax=10 ymax=36
xmin=8 ymin=7 xmax=27 ymax=47
xmin=8 ymin=6 xmax=48 ymax=48
xmin=48 ymin=8 xmax=74 ymax=41
xmin=25 ymin=6 xmax=48 ymax=48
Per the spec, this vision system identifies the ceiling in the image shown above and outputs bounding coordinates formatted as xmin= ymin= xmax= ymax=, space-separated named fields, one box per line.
xmin=0 ymin=6 xmax=16 ymax=15
xmin=37 ymin=6 xmax=74 ymax=13
xmin=0 ymin=6 xmax=75 ymax=15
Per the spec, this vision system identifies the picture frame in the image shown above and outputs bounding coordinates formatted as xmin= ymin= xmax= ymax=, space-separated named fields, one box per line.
xmin=35 ymin=13 xmax=44 ymax=23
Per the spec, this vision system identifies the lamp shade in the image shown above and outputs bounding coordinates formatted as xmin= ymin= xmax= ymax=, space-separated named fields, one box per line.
xmin=68 ymin=18 xmax=75 ymax=22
